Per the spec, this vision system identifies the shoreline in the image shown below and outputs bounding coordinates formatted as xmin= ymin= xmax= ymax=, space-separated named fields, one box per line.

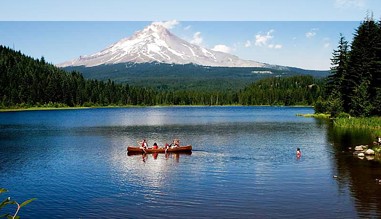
xmin=0 ymin=106 xmax=92 ymax=112
xmin=299 ymin=112 xmax=381 ymax=139
xmin=0 ymin=105 xmax=313 ymax=112
xmin=296 ymin=113 xmax=330 ymax=119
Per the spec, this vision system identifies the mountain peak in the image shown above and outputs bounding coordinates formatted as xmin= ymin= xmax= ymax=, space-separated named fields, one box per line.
xmin=132 ymin=23 xmax=171 ymax=40
xmin=58 ymin=22 xmax=266 ymax=68
xmin=143 ymin=22 xmax=169 ymax=33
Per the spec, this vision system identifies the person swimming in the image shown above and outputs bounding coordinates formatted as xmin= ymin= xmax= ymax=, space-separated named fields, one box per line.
xmin=296 ymin=148 xmax=301 ymax=157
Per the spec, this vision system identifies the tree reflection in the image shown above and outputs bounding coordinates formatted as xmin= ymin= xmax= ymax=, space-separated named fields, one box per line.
xmin=327 ymin=125 xmax=381 ymax=217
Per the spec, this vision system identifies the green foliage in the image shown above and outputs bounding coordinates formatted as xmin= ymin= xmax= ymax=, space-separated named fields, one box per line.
xmin=327 ymin=34 xmax=349 ymax=95
xmin=349 ymin=81 xmax=373 ymax=117
xmin=320 ymin=16 xmax=381 ymax=117
xmin=324 ymin=90 xmax=344 ymax=117
xmin=0 ymin=45 xmax=325 ymax=108
xmin=373 ymin=146 xmax=381 ymax=154
xmin=297 ymin=113 xmax=330 ymax=119
xmin=333 ymin=117 xmax=381 ymax=130
xmin=0 ymin=188 xmax=36 ymax=219
xmin=313 ymin=96 xmax=327 ymax=114
xmin=0 ymin=46 xmax=159 ymax=107
xmin=336 ymin=112 xmax=351 ymax=119
xmin=64 ymin=62 xmax=329 ymax=92
xmin=238 ymin=75 xmax=325 ymax=106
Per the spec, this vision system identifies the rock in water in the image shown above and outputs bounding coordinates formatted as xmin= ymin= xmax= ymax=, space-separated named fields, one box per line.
xmin=365 ymin=149 xmax=375 ymax=155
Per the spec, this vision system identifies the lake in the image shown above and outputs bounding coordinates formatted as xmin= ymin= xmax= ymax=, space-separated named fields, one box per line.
xmin=1 ymin=106 xmax=381 ymax=218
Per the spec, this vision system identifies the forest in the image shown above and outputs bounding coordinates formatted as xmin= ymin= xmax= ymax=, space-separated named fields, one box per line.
xmin=64 ymin=62 xmax=328 ymax=91
xmin=317 ymin=16 xmax=381 ymax=117
xmin=0 ymin=45 xmax=324 ymax=108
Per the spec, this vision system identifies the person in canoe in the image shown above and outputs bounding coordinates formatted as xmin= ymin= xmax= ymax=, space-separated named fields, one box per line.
xmin=171 ymin=139 xmax=180 ymax=147
xmin=164 ymin=143 xmax=170 ymax=153
xmin=152 ymin=142 xmax=158 ymax=149
xmin=164 ymin=139 xmax=180 ymax=153
xmin=138 ymin=139 xmax=148 ymax=153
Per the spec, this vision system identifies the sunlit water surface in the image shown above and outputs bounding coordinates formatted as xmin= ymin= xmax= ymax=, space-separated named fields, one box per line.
xmin=1 ymin=106 xmax=381 ymax=218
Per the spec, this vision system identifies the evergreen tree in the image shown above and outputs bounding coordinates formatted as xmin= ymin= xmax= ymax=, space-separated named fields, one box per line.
xmin=372 ymin=20 xmax=381 ymax=115
xmin=350 ymin=80 xmax=372 ymax=116
xmin=0 ymin=45 xmax=325 ymax=108
xmin=325 ymin=34 xmax=349 ymax=116
xmin=327 ymin=34 xmax=349 ymax=96
xmin=322 ymin=15 xmax=381 ymax=117
xmin=343 ymin=16 xmax=380 ymax=114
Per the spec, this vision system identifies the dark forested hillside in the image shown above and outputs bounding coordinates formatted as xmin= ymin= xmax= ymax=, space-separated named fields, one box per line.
xmin=0 ymin=45 xmax=158 ymax=107
xmin=64 ymin=62 xmax=329 ymax=91
xmin=0 ymin=45 xmax=325 ymax=108
xmin=238 ymin=76 xmax=324 ymax=106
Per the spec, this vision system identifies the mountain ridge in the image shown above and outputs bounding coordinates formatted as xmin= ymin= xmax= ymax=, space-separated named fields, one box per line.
xmin=58 ymin=23 xmax=272 ymax=68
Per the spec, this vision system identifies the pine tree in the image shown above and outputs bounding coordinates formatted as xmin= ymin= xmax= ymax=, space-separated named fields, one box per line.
xmin=325 ymin=34 xmax=349 ymax=115
xmin=343 ymin=16 xmax=380 ymax=114
xmin=327 ymin=34 xmax=349 ymax=95
xmin=350 ymin=80 xmax=372 ymax=116
xmin=372 ymin=20 xmax=381 ymax=115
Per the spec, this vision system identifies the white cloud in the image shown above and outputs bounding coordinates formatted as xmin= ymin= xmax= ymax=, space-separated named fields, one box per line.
xmin=335 ymin=0 xmax=365 ymax=9
xmin=190 ymin=32 xmax=203 ymax=45
xmin=153 ymin=20 xmax=179 ymax=29
xmin=211 ymin=44 xmax=232 ymax=53
xmin=255 ymin=29 xmax=274 ymax=47
xmin=244 ymin=40 xmax=252 ymax=48
xmin=268 ymin=44 xmax=283 ymax=49
xmin=184 ymin=25 xmax=191 ymax=30
xmin=251 ymin=29 xmax=281 ymax=49
xmin=306 ymin=32 xmax=316 ymax=38
xmin=306 ymin=28 xmax=318 ymax=38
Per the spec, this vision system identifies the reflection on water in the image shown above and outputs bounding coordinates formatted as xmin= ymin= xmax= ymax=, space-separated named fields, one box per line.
xmin=327 ymin=124 xmax=381 ymax=218
xmin=0 ymin=107 xmax=381 ymax=218
xmin=127 ymin=152 xmax=192 ymax=162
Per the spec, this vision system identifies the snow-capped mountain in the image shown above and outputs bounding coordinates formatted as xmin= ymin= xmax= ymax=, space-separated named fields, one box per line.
xmin=58 ymin=23 xmax=268 ymax=68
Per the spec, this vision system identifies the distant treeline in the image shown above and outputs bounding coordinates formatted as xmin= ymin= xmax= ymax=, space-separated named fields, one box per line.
xmin=238 ymin=76 xmax=324 ymax=105
xmin=64 ymin=62 xmax=328 ymax=91
xmin=317 ymin=16 xmax=381 ymax=117
xmin=0 ymin=45 xmax=324 ymax=108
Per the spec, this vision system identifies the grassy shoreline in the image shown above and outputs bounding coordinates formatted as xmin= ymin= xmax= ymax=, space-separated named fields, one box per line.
xmin=333 ymin=117 xmax=381 ymax=136
xmin=296 ymin=113 xmax=330 ymax=119
xmin=298 ymin=113 xmax=381 ymax=136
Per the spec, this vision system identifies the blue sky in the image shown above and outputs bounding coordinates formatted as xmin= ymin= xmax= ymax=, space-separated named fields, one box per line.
xmin=0 ymin=0 xmax=380 ymax=70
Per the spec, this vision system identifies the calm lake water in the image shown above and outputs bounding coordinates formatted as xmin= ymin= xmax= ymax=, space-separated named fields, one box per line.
xmin=1 ymin=106 xmax=381 ymax=218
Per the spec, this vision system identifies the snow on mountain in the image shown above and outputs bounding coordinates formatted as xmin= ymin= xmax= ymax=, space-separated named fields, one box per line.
xmin=58 ymin=23 xmax=268 ymax=68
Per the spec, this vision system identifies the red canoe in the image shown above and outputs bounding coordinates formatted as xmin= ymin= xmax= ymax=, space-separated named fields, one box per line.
xmin=127 ymin=145 xmax=192 ymax=153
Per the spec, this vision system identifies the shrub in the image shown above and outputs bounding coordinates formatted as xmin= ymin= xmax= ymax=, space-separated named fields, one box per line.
xmin=336 ymin=112 xmax=351 ymax=119
xmin=0 ymin=188 xmax=36 ymax=218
